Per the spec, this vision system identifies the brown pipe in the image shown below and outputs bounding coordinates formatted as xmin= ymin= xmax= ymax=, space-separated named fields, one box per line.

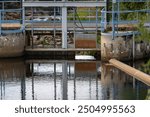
xmin=109 ymin=59 xmax=150 ymax=86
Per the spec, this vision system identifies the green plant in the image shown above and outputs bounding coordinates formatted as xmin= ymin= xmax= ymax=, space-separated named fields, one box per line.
xmin=140 ymin=60 xmax=150 ymax=74
xmin=135 ymin=16 xmax=150 ymax=42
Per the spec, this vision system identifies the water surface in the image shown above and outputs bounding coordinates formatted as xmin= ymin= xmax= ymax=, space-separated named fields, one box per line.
xmin=0 ymin=58 xmax=149 ymax=100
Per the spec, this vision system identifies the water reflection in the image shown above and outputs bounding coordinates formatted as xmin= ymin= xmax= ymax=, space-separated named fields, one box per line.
xmin=25 ymin=61 xmax=100 ymax=100
xmin=0 ymin=58 xmax=149 ymax=100
xmin=0 ymin=58 xmax=25 ymax=100
xmin=101 ymin=62 xmax=148 ymax=100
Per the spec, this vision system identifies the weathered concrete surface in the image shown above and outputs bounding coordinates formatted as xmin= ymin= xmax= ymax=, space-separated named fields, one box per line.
xmin=101 ymin=32 xmax=132 ymax=61
xmin=0 ymin=33 xmax=25 ymax=57
xmin=101 ymin=32 xmax=150 ymax=61
xmin=134 ymin=42 xmax=150 ymax=59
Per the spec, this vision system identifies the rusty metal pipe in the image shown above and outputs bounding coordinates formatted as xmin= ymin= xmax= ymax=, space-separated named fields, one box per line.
xmin=109 ymin=59 xmax=150 ymax=86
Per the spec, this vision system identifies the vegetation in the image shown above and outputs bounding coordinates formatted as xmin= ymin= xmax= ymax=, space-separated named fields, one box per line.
xmin=136 ymin=19 xmax=150 ymax=42
xmin=107 ymin=2 xmax=150 ymax=43
xmin=134 ymin=2 xmax=150 ymax=43
xmin=119 ymin=2 xmax=146 ymax=20
xmin=140 ymin=59 xmax=150 ymax=74
xmin=68 ymin=7 xmax=101 ymax=21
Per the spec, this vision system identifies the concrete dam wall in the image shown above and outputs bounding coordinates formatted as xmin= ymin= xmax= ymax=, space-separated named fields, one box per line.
xmin=0 ymin=33 xmax=25 ymax=57
xmin=101 ymin=32 xmax=150 ymax=61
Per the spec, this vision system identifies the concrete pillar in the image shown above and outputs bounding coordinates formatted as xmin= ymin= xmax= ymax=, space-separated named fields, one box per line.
xmin=62 ymin=5 xmax=67 ymax=48
xmin=22 ymin=7 xmax=25 ymax=30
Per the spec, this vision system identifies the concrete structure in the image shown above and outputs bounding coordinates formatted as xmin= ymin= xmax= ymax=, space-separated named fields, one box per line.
xmin=101 ymin=32 xmax=133 ymax=61
xmin=101 ymin=0 xmax=150 ymax=61
xmin=0 ymin=0 xmax=150 ymax=60
xmin=0 ymin=0 xmax=24 ymax=57
xmin=0 ymin=33 xmax=24 ymax=57
xmin=101 ymin=31 xmax=150 ymax=61
xmin=23 ymin=0 xmax=106 ymax=49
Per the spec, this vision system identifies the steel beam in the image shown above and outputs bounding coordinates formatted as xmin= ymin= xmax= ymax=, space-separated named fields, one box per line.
xmin=62 ymin=6 xmax=67 ymax=48
xmin=23 ymin=1 xmax=106 ymax=7
xmin=25 ymin=27 xmax=101 ymax=31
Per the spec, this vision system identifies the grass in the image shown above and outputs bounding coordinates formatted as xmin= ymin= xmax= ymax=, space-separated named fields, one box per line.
xmin=68 ymin=8 xmax=101 ymax=21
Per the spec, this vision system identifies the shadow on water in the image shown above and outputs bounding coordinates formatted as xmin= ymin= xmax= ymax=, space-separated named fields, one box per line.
xmin=101 ymin=61 xmax=148 ymax=100
xmin=0 ymin=58 xmax=149 ymax=100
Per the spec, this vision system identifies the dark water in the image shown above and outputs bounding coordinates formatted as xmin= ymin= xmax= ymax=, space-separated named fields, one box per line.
xmin=0 ymin=58 xmax=149 ymax=100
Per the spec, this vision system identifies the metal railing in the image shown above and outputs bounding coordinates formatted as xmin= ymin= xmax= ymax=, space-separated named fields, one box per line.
xmin=106 ymin=0 xmax=148 ymax=2
xmin=101 ymin=9 xmax=150 ymax=26
xmin=24 ymin=7 xmax=101 ymax=31
xmin=24 ymin=0 xmax=104 ymax=1
xmin=0 ymin=9 xmax=24 ymax=35
xmin=116 ymin=0 xmax=148 ymax=2
xmin=101 ymin=9 xmax=150 ymax=37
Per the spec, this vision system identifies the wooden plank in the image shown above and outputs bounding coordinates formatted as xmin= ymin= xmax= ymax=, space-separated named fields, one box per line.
xmin=109 ymin=59 xmax=150 ymax=86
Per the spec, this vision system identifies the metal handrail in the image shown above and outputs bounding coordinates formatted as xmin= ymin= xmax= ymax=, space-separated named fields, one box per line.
xmin=0 ymin=9 xmax=24 ymax=35
xmin=101 ymin=9 xmax=150 ymax=14
xmin=0 ymin=8 xmax=23 ymax=12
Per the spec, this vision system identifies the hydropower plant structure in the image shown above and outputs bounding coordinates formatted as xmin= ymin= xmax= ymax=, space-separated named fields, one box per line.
xmin=0 ymin=0 xmax=150 ymax=60
xmin=0 ymin=0 xmax=150 ymax=97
